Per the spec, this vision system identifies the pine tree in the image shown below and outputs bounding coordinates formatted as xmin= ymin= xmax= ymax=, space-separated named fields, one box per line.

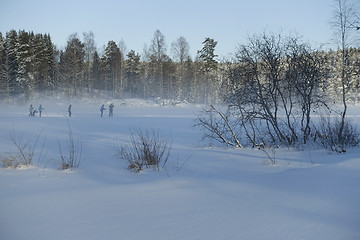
xmin=43 ymin=33 xmax=56 ymax=91
xmin=91 ymin=51 xmax=101 ymax=91
xmin=197 ymin=38 xmax=218 ymax=72
xmin=161 ymin=55 xmax=176 ymax=99
xmin=101 ymin=41 xmax=122 ymax=97
xmin=197 ymin=37 xmax=218 ymax=103
xmin=125 ymin=50 xmax=141 ymax=97
xmin=60 ymin=34 xmax=85 ymax=97
xmin=182 ymin=56 xmax=195 ymax=102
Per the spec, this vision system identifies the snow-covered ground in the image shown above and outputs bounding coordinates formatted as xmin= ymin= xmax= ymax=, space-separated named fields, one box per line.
xmin=0 ymin=97 xmax=359 ymax=240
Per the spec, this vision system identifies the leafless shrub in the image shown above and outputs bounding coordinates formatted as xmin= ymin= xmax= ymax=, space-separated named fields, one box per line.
xmin=113 ymin=128 xmax=171 ymax=173
xmin=194 ymin=105 xmax=242 ymax=148
xmin=57 ymin=121 xmax=82 ymax=170
xmin=0 ymin=154 xmax=20 ymax=169
xmin=7 ymin=127 xmax=45 ymax=167
xmin=314 ymin=116 xmax=359 ymax=152
xmin=259 ymin=147 xmax=277 ymax=165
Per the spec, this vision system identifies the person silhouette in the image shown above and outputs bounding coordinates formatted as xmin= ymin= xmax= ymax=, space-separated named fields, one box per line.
xmin=100 ymin=104 xmax=106 ymax=117
xmin=68 ymin=104 xmax=72 ymax=117
xmin=38 ymin=104 xmax=44 ymax=117
xmin=108 ymin=103 xmax=114 ymax=117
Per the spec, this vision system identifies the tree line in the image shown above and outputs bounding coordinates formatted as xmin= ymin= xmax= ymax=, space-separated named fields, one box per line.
xmin=0 ymin=28 xmax=359 ymax=104
xmin=0 ymin=29 xmax=222 ymax=103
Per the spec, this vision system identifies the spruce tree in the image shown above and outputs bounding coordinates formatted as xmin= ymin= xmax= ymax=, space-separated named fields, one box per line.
xmin=101 ymin=41 xmax=122 ymax=97
xmin=125 ymin=50 xmax=141 ymax=97
xmin=16 ymin=30 xmax=31 ymax=95
xmin=4 ymin=30 xmax=19 ymax=95
xmin=91 ymin=51 xmax=101 ymax=91
xmin=0 ymin=33 xmax=6 ymax=98
xmin=60 ymin=34 xmax=85 ymax=96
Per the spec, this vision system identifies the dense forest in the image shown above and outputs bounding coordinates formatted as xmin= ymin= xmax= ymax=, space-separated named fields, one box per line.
xmin=0 ymin=29 xmax=359 ymax=104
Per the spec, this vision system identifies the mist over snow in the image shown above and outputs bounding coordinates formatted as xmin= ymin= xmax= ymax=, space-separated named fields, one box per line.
xmin=0 ymin=96 xmax=359 ymax=240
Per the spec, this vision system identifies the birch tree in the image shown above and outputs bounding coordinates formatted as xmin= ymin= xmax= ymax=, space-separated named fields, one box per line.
xmin=331 ymin=0 xmax=360 ymax=150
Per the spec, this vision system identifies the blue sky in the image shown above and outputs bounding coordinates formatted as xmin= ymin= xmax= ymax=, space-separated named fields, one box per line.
xmin=0 ymin=0 xmax=355 ymax=58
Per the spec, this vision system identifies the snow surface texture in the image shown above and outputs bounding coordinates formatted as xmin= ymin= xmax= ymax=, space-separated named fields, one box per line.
xmin=0 ymin=97 xmax=359 ymax=240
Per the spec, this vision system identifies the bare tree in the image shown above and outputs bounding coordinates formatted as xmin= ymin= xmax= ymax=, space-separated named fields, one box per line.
xmin=117 ymin=39 xmax=127 ymax=57
xmin=83 ymin=31 xmax=96 ymax=93
xmin=232 ymin=33 xmax=292 ymax=145
xmin=83 ymin=31 xmax=96 ymax=63
xmin=331 ymin=0 xmax=360 ymax=150
xmin=149 ymin=30 xmax=167 ymax=61
xmin=285 ymin=39 xmax=327 ymax=144
xmin=194 ymin=105 xmax=242 ymax=148
xmin=148 ymin=30 xmax=168 ymax=99
xmin=171 ymin=36 xmax=190 ymax=63
xmin=171 ymin=36 xmax=191 ymax=100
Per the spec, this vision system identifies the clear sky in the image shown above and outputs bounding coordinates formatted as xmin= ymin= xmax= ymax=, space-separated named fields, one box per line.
xmin=0 ymin=0 xmax=356 ymax=58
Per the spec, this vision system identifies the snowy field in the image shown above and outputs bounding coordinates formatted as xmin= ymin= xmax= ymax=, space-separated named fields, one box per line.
xmin=0 ymin=97 xmax=360 ymax=240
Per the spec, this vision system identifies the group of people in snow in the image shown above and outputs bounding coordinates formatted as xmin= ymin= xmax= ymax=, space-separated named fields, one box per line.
xmin=28 ymin=103 xmax=115 ymax=118
xmin=28 ymin=104 xmax=44 ymax=117
xmin=100 ymin=103 xmax=114 ymax=117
